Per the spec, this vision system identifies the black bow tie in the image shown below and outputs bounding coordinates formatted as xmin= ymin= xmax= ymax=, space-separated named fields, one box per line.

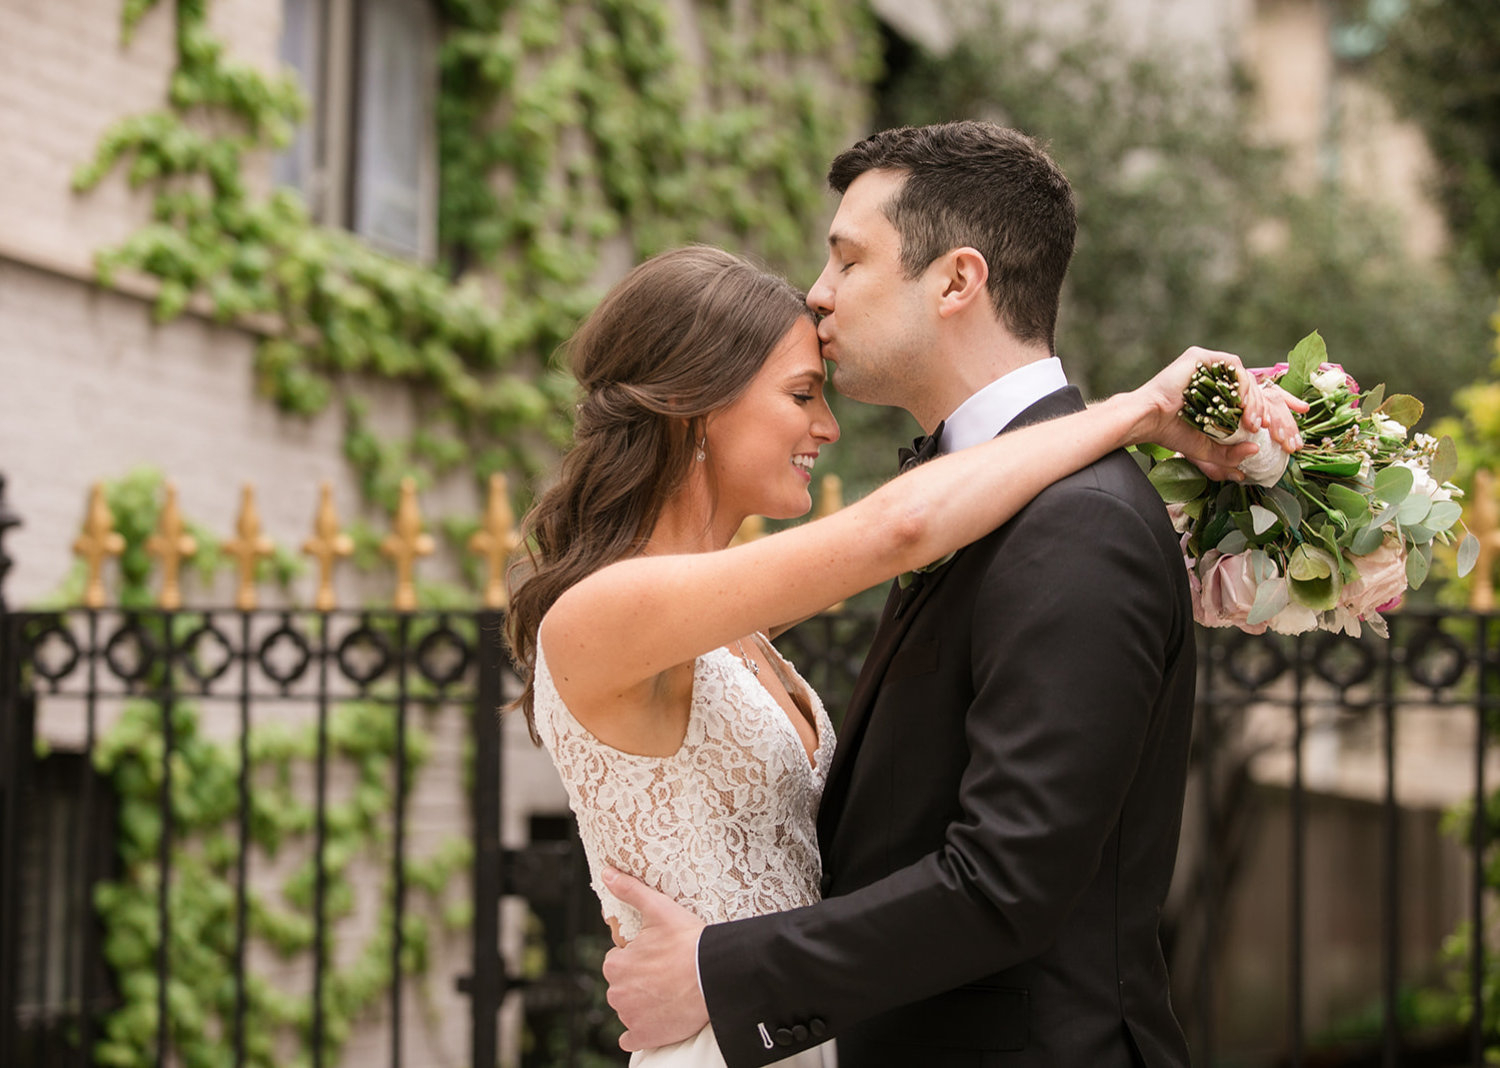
xmin=897 ymin=421 xmax=945 ymax=474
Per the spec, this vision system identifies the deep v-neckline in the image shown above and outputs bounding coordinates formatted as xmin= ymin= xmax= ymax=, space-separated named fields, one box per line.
xmin=724 ymin=637 xmax=823 ymax=770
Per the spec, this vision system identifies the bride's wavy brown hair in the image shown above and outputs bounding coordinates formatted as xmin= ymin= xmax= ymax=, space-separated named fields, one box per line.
xmin=505 ymin=245 xmax=813 ymax=738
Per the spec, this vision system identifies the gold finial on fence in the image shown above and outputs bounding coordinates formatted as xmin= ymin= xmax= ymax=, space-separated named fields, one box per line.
xmin=1469 ymin=469 xmax=1500 ymax=611
xmin=303 ymin=482 xmax=353 ymax=612
xmin=382 ymin=477 xmax=434 ymax=611
xmin=815 ymin=474 xmax=844 ymax=519
xmin=816 ymin=475 xmax=846 ymax=613
xmin=73 ymin=483 xmax=125 ymax=609
xmin=731 ymin=515 xmax=765 ymax=547
xmin=225 ymin=484 xmax=274 ymax=611
xmin=469 ymin=474 xmax=521 ymax=609
xmin=146 ymin=483 xmax=197 ymax=610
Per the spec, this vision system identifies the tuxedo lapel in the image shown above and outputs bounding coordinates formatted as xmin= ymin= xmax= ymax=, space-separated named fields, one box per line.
xmin=819 ymin=385 xmax=1087 ymax=841
xmin=819 ymin=570 xmax=946 ymax=833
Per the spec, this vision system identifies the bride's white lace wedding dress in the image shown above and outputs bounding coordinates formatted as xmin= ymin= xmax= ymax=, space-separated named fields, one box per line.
xmin=533 ymin=628 xmax=837 ymax=1068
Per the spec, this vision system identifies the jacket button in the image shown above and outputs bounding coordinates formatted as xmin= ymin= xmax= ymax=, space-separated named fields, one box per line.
xmin=775 ymin=1028 xmax=794 ymax=1046
xmin=792 ymin=1025 xmax=809 ymax=1042
xmin=809 ymin=1018 xmax=827 ymax=1038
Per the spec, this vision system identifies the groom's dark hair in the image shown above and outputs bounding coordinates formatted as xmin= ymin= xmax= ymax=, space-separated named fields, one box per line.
xmin=828 ymin=121 xmax=1076 ymax=352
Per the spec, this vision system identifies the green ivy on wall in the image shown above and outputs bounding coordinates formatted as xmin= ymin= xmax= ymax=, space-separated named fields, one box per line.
xmin=75 ymin=0 xmax=878 ymax=519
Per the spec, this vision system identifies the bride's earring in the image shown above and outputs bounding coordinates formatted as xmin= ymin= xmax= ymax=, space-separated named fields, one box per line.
xmin=695 ymin=436 xmax=706 ymax=463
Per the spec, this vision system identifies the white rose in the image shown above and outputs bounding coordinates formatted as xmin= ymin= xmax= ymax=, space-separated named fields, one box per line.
xmin=1310 ymin=367 xmax=1346 ymax=395
xmin=1374 ymin=415 xmax=1406 ymax=437
xmin=1395 ymin=459 xmax=1451 ymax=503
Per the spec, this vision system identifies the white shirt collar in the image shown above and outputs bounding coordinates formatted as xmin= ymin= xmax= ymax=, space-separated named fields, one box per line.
xmin=939 ymin=357 xmax=1069 ymax=454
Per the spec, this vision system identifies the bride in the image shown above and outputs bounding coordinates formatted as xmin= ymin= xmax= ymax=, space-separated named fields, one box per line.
xmin=505 ymin=245 xmax=1281 ymax=1067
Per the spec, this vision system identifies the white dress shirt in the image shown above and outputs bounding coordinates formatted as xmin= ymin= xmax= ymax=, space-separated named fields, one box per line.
xmin=938 ymin=357 xmax=1069 ymax=455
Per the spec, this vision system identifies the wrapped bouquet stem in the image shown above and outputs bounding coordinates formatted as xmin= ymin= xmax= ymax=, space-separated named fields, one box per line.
xmin=1142 ymin=331 xmax=1478 ymax=638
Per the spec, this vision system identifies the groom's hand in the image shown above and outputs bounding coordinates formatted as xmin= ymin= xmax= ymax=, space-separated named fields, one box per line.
xmin=601 ymin=867 xmax=709 ymax=1052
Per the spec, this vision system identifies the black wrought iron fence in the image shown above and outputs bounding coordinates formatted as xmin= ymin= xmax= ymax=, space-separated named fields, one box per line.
xmin=4 ymin=467 xmax=1500 ymax=1068
xmin=1187 ymin=617 xmax=1497 ymax=1067
xmin=0 ymin=475 xmax=622 ymax=1068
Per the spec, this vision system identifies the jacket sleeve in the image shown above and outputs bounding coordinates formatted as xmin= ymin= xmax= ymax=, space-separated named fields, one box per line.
xmin=697 ymin=482 xmax=1183 ymax=1067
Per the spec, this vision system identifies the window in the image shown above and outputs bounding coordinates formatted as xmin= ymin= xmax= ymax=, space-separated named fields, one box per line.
xmin=275 ymin=0 xmax=439 ymax=260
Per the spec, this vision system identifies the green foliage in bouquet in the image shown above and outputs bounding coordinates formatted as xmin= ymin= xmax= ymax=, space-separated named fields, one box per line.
xmin=1140 ymin=332 xmax=1478 ymax=636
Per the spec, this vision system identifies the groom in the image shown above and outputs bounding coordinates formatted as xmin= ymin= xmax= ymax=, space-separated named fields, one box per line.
xmin=603 ymin=121 xmax=1200 ymax=1067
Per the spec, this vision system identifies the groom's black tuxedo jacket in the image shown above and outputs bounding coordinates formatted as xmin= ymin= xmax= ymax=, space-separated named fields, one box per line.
xmin=698 ymin=387 xmax=1195 ymax=1068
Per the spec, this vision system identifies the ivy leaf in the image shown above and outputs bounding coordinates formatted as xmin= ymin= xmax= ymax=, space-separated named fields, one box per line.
xmin=1147 ymin=458 xmax=1207 ymax=503
xmin=1280 ymin=330 xmax=1327 ymax=398
xmin=1458 ymin=533 xmax=1480 ymax=577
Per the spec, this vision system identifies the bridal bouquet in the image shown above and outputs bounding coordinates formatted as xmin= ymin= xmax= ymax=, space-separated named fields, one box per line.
xmin=1143 ymin=331 xmax=1478 ymax=638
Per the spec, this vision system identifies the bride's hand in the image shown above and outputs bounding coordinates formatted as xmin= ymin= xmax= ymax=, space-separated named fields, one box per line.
xmin=1130 ymin=346 xmax=1308 ymax=480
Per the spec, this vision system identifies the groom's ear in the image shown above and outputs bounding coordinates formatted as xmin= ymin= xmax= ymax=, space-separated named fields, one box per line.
xmin=933 ymin=247 xmax=991 ymax=320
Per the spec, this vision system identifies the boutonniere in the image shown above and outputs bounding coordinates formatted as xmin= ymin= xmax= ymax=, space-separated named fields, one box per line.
xmin=898 ymin=550 xmax=957 ymax=589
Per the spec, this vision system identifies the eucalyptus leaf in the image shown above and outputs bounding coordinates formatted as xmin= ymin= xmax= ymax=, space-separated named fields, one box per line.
xmin=1130 ymin=450 xmax=1152 ymax=476
xmin=1360 ymin=383 xmax=1387 ymax=416
xmin=1379 ymin=394 xmax=1424 ymax=431
xmin=1431 ymin=436 xmax=1458 ymax=483
xmin=1250 ymin=505 xmax=1279 ymax=535
xmin=1216 ymin=530 xmax=1249 ymax=556
xmin=1407 ymin=545 xmax=1430 ymax=589
xmin=1426 ymin=500 xmax=1462 ymax=531
xmin=1324 ymin=483 xmax=1369 ymax=527
xmin=1288 ymin=545 xmax=1332 ymax=581
xmin=1286 ymin=544 xmax=1342 ymax=610
xmin=1373 ymin=465 xmax=1414 ymax=504
xmin=1147 ymin=458 xmax=1208 ymax=504
xmin=1459 ymin=533 xmax=1480 ymax=577
xmin=1268 ymin=487 xmax=1303 ymax=530
xmin=1247 ymin=577 xmax=1290 ymax=626
xmin=1405 ymin=523 xmax=1436 ymax=545
xmin=1350 ymin=523 xmax=1386 ymax=556
xmin=1370 ymin=501 xmax=1399 ymax=527
xmin=1397 ymin=493 xmax=1431 ymax=526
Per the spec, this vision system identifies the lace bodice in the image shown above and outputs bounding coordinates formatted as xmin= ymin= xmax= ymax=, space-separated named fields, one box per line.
xmin=533 ymin=631 xmax=834 ymax=941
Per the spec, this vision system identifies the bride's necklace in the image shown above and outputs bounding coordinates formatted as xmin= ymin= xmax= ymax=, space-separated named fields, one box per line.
xmin=733 ymin=636 xmax=760 ymax=677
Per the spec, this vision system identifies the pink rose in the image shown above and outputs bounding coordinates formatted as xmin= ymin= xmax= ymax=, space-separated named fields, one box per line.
xmin=1196 ymin=551 xmax=1270 ymax=634
xmin=1250 ymin=361 xmax=1360 ymax=393
xmin=1341 ymin=539 xmax=1408 ymax=617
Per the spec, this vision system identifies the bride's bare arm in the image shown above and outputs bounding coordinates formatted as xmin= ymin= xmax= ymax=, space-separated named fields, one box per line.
xmin=544 ymin=347 xmax=1293 ymax=702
